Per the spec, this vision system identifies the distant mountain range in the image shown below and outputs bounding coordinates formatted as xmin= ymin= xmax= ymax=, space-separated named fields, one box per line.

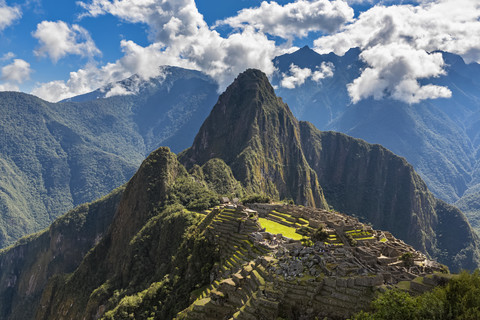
xmin=271 ymin=46 xmax=480 ymax=233
xmin=0 ymin=69 xmax=477 ymax=320
xmin=0 ymin=66 xmax=218 ymax=247
xmin=2 ymin=45 xmax=480 ymax=250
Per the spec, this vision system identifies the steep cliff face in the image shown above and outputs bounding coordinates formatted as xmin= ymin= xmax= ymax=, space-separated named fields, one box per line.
xmin=0 ymin=68 xmax=479 ymax=319
xmin=0 ymin=186 xmax=123 ymax=320
xmin=35 ymin=147 xmax=221 ymax=320
xmin=179 ymin=69 xmax=328 ymax=208
xmin=299 ymin=122 xmax=480 ymax=270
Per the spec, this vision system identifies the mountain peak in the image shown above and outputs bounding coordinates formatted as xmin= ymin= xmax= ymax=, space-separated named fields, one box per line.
xmin=224 ymin=68 xmax=276 ymax=100
xmin=179 ymin=70 xmax=328 ymax=208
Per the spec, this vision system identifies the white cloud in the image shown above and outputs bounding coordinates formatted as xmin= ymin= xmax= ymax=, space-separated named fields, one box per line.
xmin=280 ymin=62 xmax=334 ymax=89
xmin=78 ymin=0 xmax=207 ymax=43
xmin=0 ymin=52 xmax=15 ymax=61
xmin=32 ymin=41 xmax=173 ymax=102
xmin=0 ymin=1 xmax=21 ymax=31
xmin=216 ymin=0 xmax=354 ymax=39
xmin=312 ymin=62 xmax=335 ymax=81
xmin=1 ymin=59 xmax=32 ymax=83
xmin=347 ymin=44 xmax=451 ymax=104
xmin=281 ymin=64 xmax=312 ymax=89
xmin=32 ymin=20 xmax=101 ymax=63
xmin=313 ymin=0 xmax=480 ymax=62
xmin=312 ymin=0 xmax=478 ymax=103
xmin=33 ymin=0 xmax=282 ymax=101
xmin=104 ymin=83 xmax=134 ymax=98
xmin=0 ymin=83 xmax=19 ymax=91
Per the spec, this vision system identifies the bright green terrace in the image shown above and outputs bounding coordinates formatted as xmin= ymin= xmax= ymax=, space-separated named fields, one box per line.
xmin=258 ymin=218 xmax=303 ymax=240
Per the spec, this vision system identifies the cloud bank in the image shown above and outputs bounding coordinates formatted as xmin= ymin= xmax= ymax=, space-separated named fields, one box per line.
xmin=313 ymin=0 xmax=480 ymax=103
xmin=35 ymin=0 xmax=281 ymax=101
xmin=347 ymin=44 xmax=451 ymax=103
xmin=27 ymin=0 xmax=480 ymax=104
xmin=1 ymin=59 xmax=32 ymax=83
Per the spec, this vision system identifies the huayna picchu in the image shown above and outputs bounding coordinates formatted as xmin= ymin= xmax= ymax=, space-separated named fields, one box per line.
xmin=0 ymin=69 xmax=478 ymax=319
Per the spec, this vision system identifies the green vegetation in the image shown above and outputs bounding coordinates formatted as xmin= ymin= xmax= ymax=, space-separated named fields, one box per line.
xmin=242 ymin=194 xmax=271 ymax=204
xmin=351 ymin=271 xmax=480 ymax=320
xmin=168 ymin=176 xmax=220 ymax=211
xmin=400 ymin=252 xmax=415 ymax=268
xmin=2 ymin=67 xmax=480 ymax=320
xmin=301 ymin=237 xmax=314 ymax=247
xmin=345 ymin=233 xmax=357 ymax=247
xmin=0 ymin=68 xmax=219 ymax=248
xmin=258 ymin=218 xmax=303 ymax=240
xmin=310 ymin=226 xmax=329 ymax=242
xmin=193 ymin=158 xmax=244 ymax=198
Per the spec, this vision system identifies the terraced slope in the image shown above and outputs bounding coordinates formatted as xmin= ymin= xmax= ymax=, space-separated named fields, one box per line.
xmin=176 ymin=203 xmax=448 ymax=320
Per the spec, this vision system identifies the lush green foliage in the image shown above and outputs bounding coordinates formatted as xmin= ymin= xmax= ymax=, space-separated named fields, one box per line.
xmin=197 ymin=158 xmax=244 ymax=198
xmin=102 ymin=206 xmax=219 ymax=319
xmin=352 ymin=271 xmax=480 ymax=320
xmin=0 ymin=68 xmax=218 ymax=248
xmin=400 ymin=252 xmax=415 ymax=268
xmin=241 ymin=194 xmax=271 ymax=204
xmin=310 ymin=226 xmax=329 ymax=242
xmin=168 ymin=176 xmax=220 ymax=211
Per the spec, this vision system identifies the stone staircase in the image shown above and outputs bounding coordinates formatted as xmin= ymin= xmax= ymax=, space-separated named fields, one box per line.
xmin=207 ymin=207 xmax=269 ymax=278
xmin=177 ymin=261 xmax=278 ymax=320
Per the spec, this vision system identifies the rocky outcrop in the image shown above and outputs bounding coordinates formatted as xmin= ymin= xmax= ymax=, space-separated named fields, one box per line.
xmin=0 ymin=186 xmax=123 ymax=320
xmin=299 ymin=123 xmax=480 ymax=271
xmin=179 ymin=69 xmax=328 ymax=208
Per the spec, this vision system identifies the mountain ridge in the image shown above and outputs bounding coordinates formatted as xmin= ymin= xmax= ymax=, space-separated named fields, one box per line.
xmin=0 ymin=68 xmax=478 ymax=319
xmin=272 ymin=46 xmax=480 ymax=233
xmin=0 ymin=66 xmax=218 ymax=248
xmin=180 ymin=69 xmax=328 ymax=208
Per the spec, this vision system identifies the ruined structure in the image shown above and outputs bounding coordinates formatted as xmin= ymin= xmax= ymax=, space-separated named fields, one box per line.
xmin=176 ymin=203 xmax=448 ymax=320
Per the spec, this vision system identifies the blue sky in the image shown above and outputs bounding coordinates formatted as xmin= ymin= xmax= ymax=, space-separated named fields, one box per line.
xmin=0 ymin=0 xmax=479 ymax=104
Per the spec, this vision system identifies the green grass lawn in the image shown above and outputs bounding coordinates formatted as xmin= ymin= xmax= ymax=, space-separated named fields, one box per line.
xmin=258 ymin=218 xmax=303 ymax=240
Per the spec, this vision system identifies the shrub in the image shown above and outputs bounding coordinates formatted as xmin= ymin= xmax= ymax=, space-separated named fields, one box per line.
xmin=400 ymin=252 xmax=414 ymax=268
xmin=311 ymin=226 xmax=329 ymax=242
xmin=345 ymin=233 xmax=357 ymax=247
xmin=241 ymin=194 xmax=271 ymax=204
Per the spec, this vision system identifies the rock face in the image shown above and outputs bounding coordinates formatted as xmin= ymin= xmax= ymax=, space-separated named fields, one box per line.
xmin=299 ymin=124 xmax=480 ymax=270
xmin=180 ymin=69 xmax=328 ymax=208
xmin=272 ymin=47 xmax=480 ymax=234
xmin=181 ymin=69 xmax=480 ymax=271
xmin=0 ymin=186 xmax=123 ymax=319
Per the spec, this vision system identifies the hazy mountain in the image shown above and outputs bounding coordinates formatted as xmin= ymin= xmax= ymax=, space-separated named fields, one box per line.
xmin=0 ymin=66 xmax=218 ymax=248
xmin=272 ymin=46 xmax=480 ymax=233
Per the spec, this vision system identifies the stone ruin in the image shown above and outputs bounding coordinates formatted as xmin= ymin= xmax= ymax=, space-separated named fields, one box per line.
xmin=176 ymin=203 xmax=450 ymax=320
